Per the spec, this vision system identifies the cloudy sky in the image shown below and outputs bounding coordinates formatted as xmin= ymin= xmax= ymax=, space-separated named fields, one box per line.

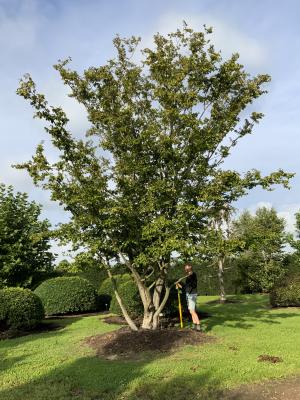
xmin=0 ymin=0 xmax=299 ymax=258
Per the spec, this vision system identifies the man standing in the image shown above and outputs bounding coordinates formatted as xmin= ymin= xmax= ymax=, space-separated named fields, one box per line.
xmin=176 ymin=264 xmax=202 ymax=331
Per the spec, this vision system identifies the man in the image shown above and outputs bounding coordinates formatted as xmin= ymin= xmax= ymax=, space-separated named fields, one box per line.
xmin=176 ymin=264 xmax=202 ymax=331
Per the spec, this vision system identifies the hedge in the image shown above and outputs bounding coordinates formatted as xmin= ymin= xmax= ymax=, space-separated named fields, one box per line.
xmin=98 ymin=274 xmax=131 ymax=310
xmin=270 ymin=273 xmax=300 ymax=307
xmin=0 ymin=288 xmax=44 ymax=331
xmin=34 ymin=276 xmax=97 ymax=315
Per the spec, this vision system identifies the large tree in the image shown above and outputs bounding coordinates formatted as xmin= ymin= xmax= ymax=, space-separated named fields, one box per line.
xmin=232 ymin=207 xmax=288 ymax=292
xmin=16 ymin=25 xmax=292 ymax=329
xmin=0 ymin=184 xmax=54 ymax=287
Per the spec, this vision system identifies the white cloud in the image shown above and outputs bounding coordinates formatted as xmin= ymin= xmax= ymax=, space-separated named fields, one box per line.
xmin=40 ymin=77 xmax=89 ymax=137
xmin=141 ymin=12 xmax=266 ymax=68
xmin=243 ymin=201 xmax=300 ymax=234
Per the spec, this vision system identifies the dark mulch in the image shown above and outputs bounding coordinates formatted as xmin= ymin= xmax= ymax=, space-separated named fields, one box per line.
xmin=84 ymin=327 xmax=215 ymax=360
xmin=257 ymin=354 xmax=283 ymax=364
xmin=46 ymin=311 xmax=109 ymax=319
xmin=0 ymin=322 xmax=62 ymax=340
xmin=102 ymin=316 xmax=128 ymax=325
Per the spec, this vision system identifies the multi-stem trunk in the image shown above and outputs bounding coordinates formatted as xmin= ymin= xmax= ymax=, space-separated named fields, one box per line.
xmin=140 ymin=282 xmax=170 ymax=330
xmin=105 ymin=268 xmax=138 ymax=331
xmin=218 ymin=255 xmax=226 ymax=303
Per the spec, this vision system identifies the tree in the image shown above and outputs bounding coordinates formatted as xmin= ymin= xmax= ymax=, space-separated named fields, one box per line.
xmin=232 ymin=207 xmax=287 ymax=292
xmin=16 ymin=25 xmax=293 ymax=330
xmin=56 ymin=252 xmax=107 ymax=288
xmin=0 ymin=184 xmax=54 ymax=288
xmin=286 ymin=211 xmax=300 ymax=272
xmin=201 ymin=206 xmax=244 ymax=302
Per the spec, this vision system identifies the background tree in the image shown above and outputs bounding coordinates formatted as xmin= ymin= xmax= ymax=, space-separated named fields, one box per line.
xmin=200 ymin=206 xmax=244 ymax=302
xmin=56 ymin=252 xmax=107 ymax=289
xmin=0 ymin=184 xmax=54 ymax=288
xmin=284 ymin=211 xmax=300 ymax=273
xmin=16 ymin=25 xmax=293 ymax=330
xmin=232 ymin=207 xmax=287 ymax=292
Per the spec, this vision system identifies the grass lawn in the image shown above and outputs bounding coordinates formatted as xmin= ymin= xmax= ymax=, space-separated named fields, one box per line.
xmin=0 ymin=294 xmax=299 ymax=400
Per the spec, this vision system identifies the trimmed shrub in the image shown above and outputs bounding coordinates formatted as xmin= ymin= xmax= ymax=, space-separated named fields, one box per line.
xmin=270 ymin=273 xmax=300 ymax=307
xmin=98 ymin=274 xmax=131 ymax=310
xmin=110 ymin=280 xmax=143 ymax=318
xmin=35 ymin=276 xmax=97 ymax=316
xmin=0 ymin=288 xmax=44 ymax=331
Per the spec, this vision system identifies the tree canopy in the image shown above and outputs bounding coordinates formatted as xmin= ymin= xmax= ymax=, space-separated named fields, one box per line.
xmin=16 ymin=25 xmax=293 ymax=329
xmin=0 ymin=184 xmax=54 ymax=288
xmin=232 ymin=207 xmax=288 ymax=292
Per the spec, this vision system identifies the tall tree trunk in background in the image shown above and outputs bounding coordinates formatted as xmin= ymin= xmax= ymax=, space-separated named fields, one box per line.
xmin=218 ymin=255 xmax=226 ymax=303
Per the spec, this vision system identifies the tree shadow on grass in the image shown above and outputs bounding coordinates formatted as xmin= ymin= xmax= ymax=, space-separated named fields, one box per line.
xmin=197 ymin=295 xmax=300 ymax=331
xmin=0 ymin=352 xmax=228 ymax=400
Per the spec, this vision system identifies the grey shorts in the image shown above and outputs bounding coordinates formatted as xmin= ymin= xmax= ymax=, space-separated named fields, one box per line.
xmin=186 ymin=293 xmax=197 ymax=311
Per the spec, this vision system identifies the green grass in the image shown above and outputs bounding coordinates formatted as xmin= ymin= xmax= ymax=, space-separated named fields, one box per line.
xmin=0 ymin=294 xmax=299 ymax=400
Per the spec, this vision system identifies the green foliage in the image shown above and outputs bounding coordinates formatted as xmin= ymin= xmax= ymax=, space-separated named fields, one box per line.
xmin=16 ymin=25 xmax=293 ymax=328
xmin=270 ymin=273 xmax=300 ymax=307
xmin=232 ymin=207 xmax=287 ymax=292
xmin=56 ymin=253 xmax=107 ymax=289
xmin=0 ymin=184 xmax=54 ymax=288
xmin=34 ymin=276 xmax=97 ymax=315
xmin=98 ymin=274 xmax=131 ymax=310
xmin=0 ymin=287 xmax=44 ymax=330
xmin=110 ymin=280 xmax=143 ymax=318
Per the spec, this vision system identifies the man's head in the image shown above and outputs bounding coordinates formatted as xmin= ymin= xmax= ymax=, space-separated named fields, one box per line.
xmin=184 ymin=264 xmax=193 ymax=274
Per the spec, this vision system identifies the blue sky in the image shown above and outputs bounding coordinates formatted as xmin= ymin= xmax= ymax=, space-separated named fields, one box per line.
xmin=0 ymin=0 xmax=299 ymax=258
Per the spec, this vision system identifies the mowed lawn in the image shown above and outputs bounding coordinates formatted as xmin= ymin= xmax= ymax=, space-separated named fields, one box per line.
xmin=0 ymin=295 xmax=299 ymax=400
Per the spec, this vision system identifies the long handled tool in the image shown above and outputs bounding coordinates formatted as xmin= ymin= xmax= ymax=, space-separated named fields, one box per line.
xmin=177 ymin=287 xmax=184 ymax=328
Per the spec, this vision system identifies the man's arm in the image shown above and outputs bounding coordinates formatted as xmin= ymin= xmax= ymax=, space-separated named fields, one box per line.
xmin=175 ymin=275 xmax=188 ymax=288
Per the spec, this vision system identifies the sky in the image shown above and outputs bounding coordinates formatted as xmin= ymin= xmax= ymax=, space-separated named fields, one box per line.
xmin=0 ymin=0 xmax=299 ymax=260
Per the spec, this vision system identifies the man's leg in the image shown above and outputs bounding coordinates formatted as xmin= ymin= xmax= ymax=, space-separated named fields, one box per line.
xmin=191 ymin=310 xmax=200 ymax=325
xmin=188 ymin=294 xmax=201 ymax=330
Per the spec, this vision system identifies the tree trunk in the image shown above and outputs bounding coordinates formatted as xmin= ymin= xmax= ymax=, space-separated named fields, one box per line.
xmin=142 ymin=310 xmax=155 ymax=329
xmin=218 ymin=256 xmax=226 ymax=303
xmin=106 ymin=269 xmax=138 ymax=331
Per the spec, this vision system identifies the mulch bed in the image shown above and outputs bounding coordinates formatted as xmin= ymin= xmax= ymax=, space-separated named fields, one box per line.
xmin=0 ymin=322 xmax=62 ymax=340
xmin=102 ymin=316 xmax=128 ymax=325
xmin=84 ymin=327 xmax=215 ymax=360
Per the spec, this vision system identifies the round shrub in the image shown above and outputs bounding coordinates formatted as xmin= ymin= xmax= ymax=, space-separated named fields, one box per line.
xmin=98 ymin=274 xmax=131 ymax=310
xmin=270 ymin=273 xmax=300 ymax=307
xmin=34 ymin=276 xmax=97 ymax=316
xmin=110 ymin=280 xmax=143 ymax=318
xmin=0 ymin=288 xmax=44 ymax=331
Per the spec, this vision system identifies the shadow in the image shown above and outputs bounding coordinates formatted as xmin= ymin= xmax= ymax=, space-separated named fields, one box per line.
xmin=197 ymin=295 xmax=300 ymax=331
xmin=0 ymin=350 xmax=228 ymax=400
xmin=0 ymin=316 xmax=83 ymax=356
xmin=0 ymin=353 xmax=27 ymax=372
